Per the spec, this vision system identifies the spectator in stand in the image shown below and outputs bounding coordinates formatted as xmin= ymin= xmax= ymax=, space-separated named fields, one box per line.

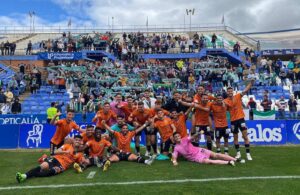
xmin=1 ymin=103 xmax=10 ymax=114
xmin=276 ymin=96 xmax=287 ymax=119
xmin=26 ymin=41 xmax=32 ymax=55
xmin=288 ymin=95 xmax=298 ymax=119
xmin=292 ymin=80 xmax=300 ymax=99
xmin=47 ymin=102 xmax=58 ymax=123
xmin=30 ymin=76 xmax=38 ymax=94
xmin=233 ymin=42 xmax=240 ymax=56
xmin=0 ymin=42 xmax=4 ymax=55
xmin=4 ymin=41 xmax=10 ymax=55
xmin=260 ymin=95 xmax=272 ymax=112
xmin=247 ymin=97 xmax=257 ymax=120
xmin=0 ymin=89 xmax=6 ymax=107
xmin=244 ymin=47 xmax=250 ymax=60
xmin=287 ymin=59 xmax=294 ymax=70
xmin=10 ymin=42 xmax=16 ymax=55
xmin=71 ymin=83 xmax=81 ymax=99
xmin=11 ymin=98 xmax=21 ymax=114
xmin=211 ymin=33 xmax=217 ymax=48
xmin=4 ymin=89 xmax=13 ymax=104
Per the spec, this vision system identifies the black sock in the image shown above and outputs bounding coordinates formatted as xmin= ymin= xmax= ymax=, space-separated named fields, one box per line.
xmin=135 ymin=146 xmax=140 ymax=153
xmin=146 ymin=145 xmax=151 ymax=153
xmin=245 ymin=144 xmax=250 ymax=153
xmin=192 ymin=142 xmax=199 ymax=147
xmin=224 ymin=147 xmax=229 ymax=153
xmin=35 ymin=168 xmax=56 ymax=177
xmin=151 ymin=144 xmax=157 ymax=154
xmin=26 ymin=166 xmax=41 ymax=178
xmin=136 ymin=156 xmax=145 ymax=163
xmin=207 ymin=142 xmax=212 ymax=150
xmin=235 ymin=144 xmax=240 ymax=152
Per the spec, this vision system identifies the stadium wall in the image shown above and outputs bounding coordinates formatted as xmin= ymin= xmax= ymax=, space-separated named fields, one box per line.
xmin=0 ymin=113 xmax=299 ymax=148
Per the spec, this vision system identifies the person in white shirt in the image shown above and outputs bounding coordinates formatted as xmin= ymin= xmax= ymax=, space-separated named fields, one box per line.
xmin=143 ymin=90 xmax=156 ymax=109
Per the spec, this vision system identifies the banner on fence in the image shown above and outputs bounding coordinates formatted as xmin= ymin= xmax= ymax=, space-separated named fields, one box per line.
xmin=0 ymin=120 xmax=298 ymax=148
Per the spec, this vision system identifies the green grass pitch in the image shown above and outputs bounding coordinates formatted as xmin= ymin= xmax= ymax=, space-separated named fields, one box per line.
xmin=0 ymin=146 xmax=300 ymax=194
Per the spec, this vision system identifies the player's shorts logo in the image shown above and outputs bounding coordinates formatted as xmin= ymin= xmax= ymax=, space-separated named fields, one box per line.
xmin=292 ymin=122 xmax=300 ymax=140
xmin=26 ymin=124 xmax=44 ymax=147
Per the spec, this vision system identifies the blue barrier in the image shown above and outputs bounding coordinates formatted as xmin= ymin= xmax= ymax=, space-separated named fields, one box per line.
xmin=1 ymin=120 xmax=300 ymax=148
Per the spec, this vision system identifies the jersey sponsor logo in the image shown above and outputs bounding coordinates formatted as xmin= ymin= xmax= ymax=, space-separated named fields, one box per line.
xmin=292 ymin=122 xmax=300 ymax=141
xmin=26 ymin=124 xmax=43 ymax=147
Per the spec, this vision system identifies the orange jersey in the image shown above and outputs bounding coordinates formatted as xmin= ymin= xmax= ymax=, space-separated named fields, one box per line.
xmin=113 ymin=131 xmax=136 ymax=153
xmin=86 ymin=139 xmax=112 ymax=157
xmin=130 ymin=109 xmax=152 ymax=124
xmin=149 ymin=108 xmax=170 ymax=117
xmin=93 ymin=110 xmax=117 ymax=129
xmin=172 ymin=113 xmax=188 ymax=138
xmin=121 ymin=104 xmax=137 ymax=121
xmin=193 ymin=94 xmax=216 ymax=103
xmin=51 ymin=119 xmax=79 ymax=145
xmin=154 ymin=117 xmax=174 ymax=142
xmin=54 ymin=144 xmax=81 ymax=170
xmin=194 ymin=102 xmax=212 ymax=126
xmin=81 ymin=132 xmax=95 ymax=144
xmin=210 ymin=103 xmax=228 ymax=128
xmin=224 ymin=93 xmax=245 ymax=121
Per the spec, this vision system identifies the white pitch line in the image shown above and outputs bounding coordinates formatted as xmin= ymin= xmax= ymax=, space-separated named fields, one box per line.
xmin=2 ymin=176 xmax=300 ymax=191
xmin=86 ymin=171 xmax=96 ymax=179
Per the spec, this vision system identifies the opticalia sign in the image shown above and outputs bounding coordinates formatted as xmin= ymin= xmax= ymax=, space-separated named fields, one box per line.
xmin=0 ymin=114 xmax=46 ymax=125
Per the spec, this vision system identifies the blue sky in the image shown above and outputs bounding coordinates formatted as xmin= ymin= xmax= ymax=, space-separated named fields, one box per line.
xmin=0 ymin=0 xmax=299 ymax=32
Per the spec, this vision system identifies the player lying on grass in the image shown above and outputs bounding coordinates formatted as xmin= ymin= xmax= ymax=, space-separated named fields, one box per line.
xmin=172 ymin=132 xmax=236 ymax=166
xmin=102 ymin=120 xmax=155 ymax=169
xmin=16 ymin=135 xmax=88 ymax=183
xmin=73 ymin=127 xmax=117 ymax=173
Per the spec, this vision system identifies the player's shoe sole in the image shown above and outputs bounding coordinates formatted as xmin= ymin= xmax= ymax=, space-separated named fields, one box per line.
xmin=103 ymin=160 xmax=111 ymax=172
xmin=73 ymin=163 xmax=83 ymax=173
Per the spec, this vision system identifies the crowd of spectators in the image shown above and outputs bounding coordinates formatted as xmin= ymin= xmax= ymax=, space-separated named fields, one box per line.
xmin=41 ymin=52 xmax=300 ymax=119
xmin=0 ymin=41 xmax=17 ymax=55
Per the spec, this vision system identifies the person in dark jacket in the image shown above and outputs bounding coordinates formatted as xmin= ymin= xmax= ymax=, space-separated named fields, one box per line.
xmin=11 ymin=98 xmax=22 ymax=114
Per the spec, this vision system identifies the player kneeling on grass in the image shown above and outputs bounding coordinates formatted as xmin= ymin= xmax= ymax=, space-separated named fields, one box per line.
xmin=102 ymin=120 xmax=155 ymax=168
xmin=73 ymin=127 xmax=116 ymax=173
xmin=172 ymin=132 xmax=236 ymax=166
xmin=16 ymin=135 xmax=88 ymax=183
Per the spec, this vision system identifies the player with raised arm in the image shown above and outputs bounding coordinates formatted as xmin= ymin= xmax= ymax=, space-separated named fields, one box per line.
xmin=170 ymin=105 xmax=193 ymax=139
xmin=102 ymin=120 xmax=155 ymax=168
xmin=49 ymin=109 xmax=83 ymax=155
xmin=93 ymin=102 xmax=117 ymax=134
xmin=151 ymin=109 xmax=176 ymax=157
xmin=224 ymin=80 xmax=254 ymax=160
xmin=210 ymin=94 xmax=230 ymax=154
xmin=128 ymin=101 xmax=152 ymax=156
xmin=73 ymin=127 xmax=115 ymax=172
xmin=172 ymin=132 xmax=236 ymax=166
xmin=16 ymin=135 xmax=88 ymax=183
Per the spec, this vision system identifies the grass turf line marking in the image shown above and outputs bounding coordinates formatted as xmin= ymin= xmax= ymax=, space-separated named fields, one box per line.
xmin=2 ymin=176 xmax=300 ymax=191
xmin=86 ymin=171 xmax=96 ymax=179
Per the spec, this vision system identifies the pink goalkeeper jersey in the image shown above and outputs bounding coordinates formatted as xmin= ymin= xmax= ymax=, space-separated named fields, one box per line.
xmin=173 ymin=137 xmax=211 ymax=163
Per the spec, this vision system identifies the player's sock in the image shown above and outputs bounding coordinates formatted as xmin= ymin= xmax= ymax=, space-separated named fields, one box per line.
xmin=216 ymin=148 xmax=221 ymax=153
xmin=224 ymin=147 xmax=229 ymax=154
xmin=207 ymin=142 xmax=212 ymax=150
xmin=235 ymin=144 xmax=240 ymax=152
xmin=146 ymin=145 xmax=151 ymax=153
xmin=25 ymin=166 xmax=41 ymax=178
xmin=136 ymin=156 xmax=145 ymax=164
xmin=151 ymin=144 xmax=157 ymax=154
xmin=35 ymin=169 xmax=56 ymax=177
xmin=192 ymin=142 xmax=199 ymax=147
xmin=245 ymin=144 xmax=250 ymax=153
xmin=135 ymin=146 xmax=140 ymax=154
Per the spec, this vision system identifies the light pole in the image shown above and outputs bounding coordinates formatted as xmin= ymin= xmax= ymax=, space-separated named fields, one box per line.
xmin=186 ymin=9 xmax=195 ymax=33
xmin=112 ymin=16 xmax=114 ymax=33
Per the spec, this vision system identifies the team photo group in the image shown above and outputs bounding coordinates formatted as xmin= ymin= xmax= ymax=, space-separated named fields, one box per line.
xmin=16 ymin=79 xmax=255 ymax=183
